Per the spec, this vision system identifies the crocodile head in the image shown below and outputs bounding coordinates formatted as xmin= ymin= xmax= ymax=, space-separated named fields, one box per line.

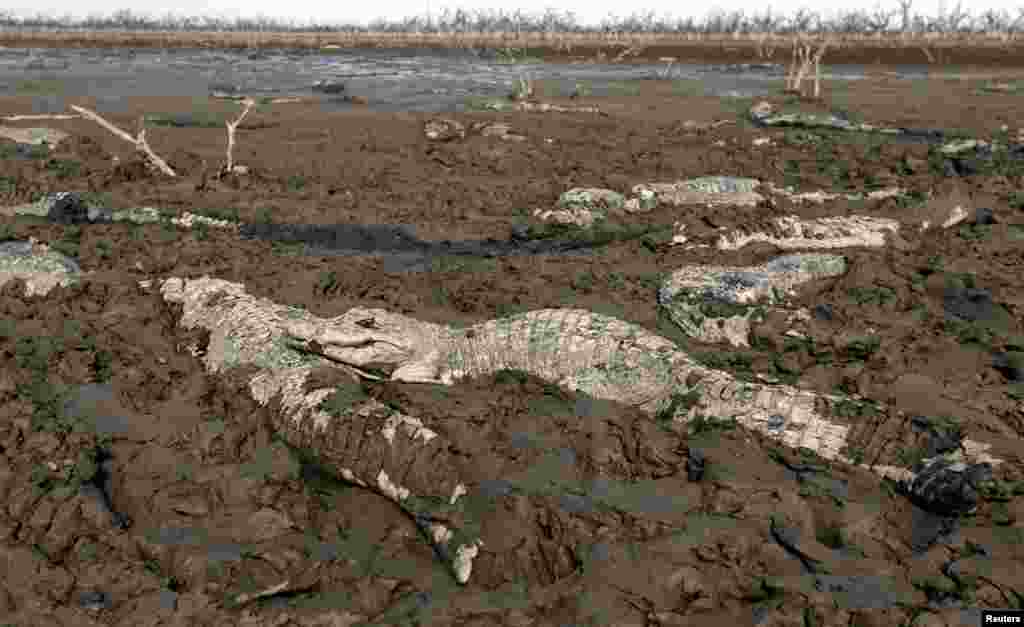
xmin=283 ymin=306 xmax=447 ymax=383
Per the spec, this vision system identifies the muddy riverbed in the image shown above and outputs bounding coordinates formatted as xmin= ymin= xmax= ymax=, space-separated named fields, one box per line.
xmin=0 ymin=50 xmax=1023 ymax=626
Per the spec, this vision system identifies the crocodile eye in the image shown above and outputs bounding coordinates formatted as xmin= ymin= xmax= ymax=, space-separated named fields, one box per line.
xmin=356 ymin=317 xmax=377 ymax=329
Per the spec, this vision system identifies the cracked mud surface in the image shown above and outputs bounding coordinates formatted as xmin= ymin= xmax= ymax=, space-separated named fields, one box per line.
xmin=1 ymin=50 xmax=1024 ymax=626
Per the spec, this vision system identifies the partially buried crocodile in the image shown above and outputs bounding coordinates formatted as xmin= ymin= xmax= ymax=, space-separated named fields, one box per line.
xmin=157 ymin=275 xmax=1001 ymax=586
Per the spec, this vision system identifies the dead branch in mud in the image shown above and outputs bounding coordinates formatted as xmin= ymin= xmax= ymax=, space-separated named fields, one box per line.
xmin=784 ymin=36 xmax=831 ymax=99
xmin=513 ymin=101 xmax=604 ymax=114
xmin=70 ymin=99 xmax=264 ymax=179
xmin=222 ymin=98 xmax=255 ymax=176
xmin=611 ymin=44 xmax=645 ymax=62
xmin=511 ymin=72 xmax=535 ymax=101
xmin=657 ymin=57 xmax=676 ymax=79
xmin=1 ymin=114 xmax=80 ymax=121
xmin=69 ymin=105 xmax=177 ymax=177
xmin=755 ymin=33 xmax=777 ymax=60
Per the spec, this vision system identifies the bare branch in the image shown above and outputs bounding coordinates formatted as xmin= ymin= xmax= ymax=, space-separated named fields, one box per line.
xmin=867 ymin=6 xmax=895 ymax=33
xmin=940 ymin=0 xmax=970 ymax=33
xmin=223 ymin=97 xmax=255 ymax=175
xmin=70 ymin=104 xmax=176 ymax=177
xmin=785 ymin=34 xmax=830 ymax=100
xmin=1 ymin=113 xmax=79 ymax=121
xmin=896 ymin=0 xmax=914 ymax=33
xmin=811 ymin=39 xmax=829 ymax=99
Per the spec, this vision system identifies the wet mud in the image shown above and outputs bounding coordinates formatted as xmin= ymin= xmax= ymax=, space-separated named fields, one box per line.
xmin=234 ymin=220 xmax=615 ymax=268
xmin=1 ymin=62 xmax=1024 ymax=626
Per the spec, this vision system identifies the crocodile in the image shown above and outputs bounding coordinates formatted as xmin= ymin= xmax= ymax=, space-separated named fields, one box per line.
xmin=155 ymin=275 xmax=868 ymax=585
xmin=148 ymin=274 xmax=1007 ymax=585
xmin=3 ymin=261 xmax=1003 ymax=585
xmin=281 ymin=301 xmax=854 ymax=459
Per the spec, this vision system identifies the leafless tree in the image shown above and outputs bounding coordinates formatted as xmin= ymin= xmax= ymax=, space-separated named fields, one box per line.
xmin=835 ymin=11 xmax=869 ymax=34
xmin=750 ymin=9 xmax=781 ymax=33
xmin=978 ymin=9 xmax=1009 ymax=35
xmin=785 ymin=35 xmax=830 ymax=100
xmin=939 ymin=0 xmax=971 ymax=33
xmin=222 ymin=98 xmax=255 ymax=177
xmin=896 ymin=0 xmax=914 ymax=35
xmin=786 ymin=8 xmax=819 ymax=34
xmin=70 ymin=105 xmax=176 ymax=177
xmin=866 ymin=6 xmax=895 ymax=33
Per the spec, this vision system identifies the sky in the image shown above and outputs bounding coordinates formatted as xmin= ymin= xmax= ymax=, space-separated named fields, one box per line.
xmin=3 ymin=0 xmax=1022 ymax=29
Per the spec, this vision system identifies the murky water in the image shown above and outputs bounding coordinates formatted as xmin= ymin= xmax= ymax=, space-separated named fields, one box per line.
xmin=0 ymin=45 xmax=934 ymax=113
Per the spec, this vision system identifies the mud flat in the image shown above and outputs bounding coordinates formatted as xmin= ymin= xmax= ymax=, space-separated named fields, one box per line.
xmin=0 ymin=45 xmax=1023 ymax=626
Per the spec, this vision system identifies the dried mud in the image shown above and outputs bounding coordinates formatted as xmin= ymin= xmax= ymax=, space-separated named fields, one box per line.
xmin=1 ymin=60 xmax=1024 ymax=627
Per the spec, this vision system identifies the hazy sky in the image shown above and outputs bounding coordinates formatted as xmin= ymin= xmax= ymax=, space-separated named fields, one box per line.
xmin=4 ymin=0 xmax=1022 ymax=28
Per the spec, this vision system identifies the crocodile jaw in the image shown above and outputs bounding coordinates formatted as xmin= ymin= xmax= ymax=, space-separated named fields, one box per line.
xmin=390 ymin=349 xmax=448 ymax=384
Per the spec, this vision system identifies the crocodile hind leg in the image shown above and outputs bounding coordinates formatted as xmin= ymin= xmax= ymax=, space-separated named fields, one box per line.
xmin=250 ymin=365 xmax=484 ymax=584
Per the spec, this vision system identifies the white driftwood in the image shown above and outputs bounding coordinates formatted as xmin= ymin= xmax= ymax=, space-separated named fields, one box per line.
xmin=785 ymin=35 xmax=830 ymax=99
xmin=70 ymin=105 xmax=177 ymax=177
xmin=1 ymin=114 xmax=80 ymax=121
xmin=223 ymin=98 xmax=255 ymax=176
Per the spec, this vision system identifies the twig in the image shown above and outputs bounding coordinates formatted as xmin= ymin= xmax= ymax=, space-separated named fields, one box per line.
xmin=658 ymin=57 xmax=676 ymax=79
xmin=1 ymin=114 xmax=80 ymax=121
xmin=70 ymin=104 xmax=176 ymax=177
xmin=756 ymin=33 xmax=776 ymax=59
xmin=785 ymin=38 xmax=803 ymax=92
xmin=512 ymin=73 xmax=534 ymax=101
xmin=812 ymin=40 xmax=829 ymax=99
xmin=223 ymin=98 xmax=255 ymax=176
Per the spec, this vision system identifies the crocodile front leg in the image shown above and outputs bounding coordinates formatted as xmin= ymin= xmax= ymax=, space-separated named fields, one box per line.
xmin=250 ymin=365 xmax=484 ymax=584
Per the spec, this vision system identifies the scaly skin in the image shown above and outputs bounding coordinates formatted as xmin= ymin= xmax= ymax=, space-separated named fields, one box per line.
xmin=160 ymin=277 xmax=484 ymax=584
xmin=284 ymin=306 xmax=853 ymax=460
xmin=158 ymin=276 xmax=1000 ymax=586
